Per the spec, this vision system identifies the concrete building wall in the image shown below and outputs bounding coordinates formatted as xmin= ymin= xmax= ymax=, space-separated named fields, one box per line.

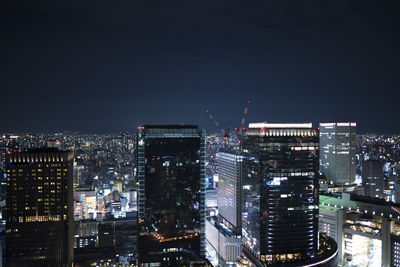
xmin=205 ymin=218 xmax=241 ymax=266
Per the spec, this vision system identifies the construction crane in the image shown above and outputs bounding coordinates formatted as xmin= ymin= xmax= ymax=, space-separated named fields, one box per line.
xmin=206 ymin=100 xmax=250 ymax=146
xmin=205 ymin=110 xmax=231 ymax=138
xmin=235 ymin=100 xmax=250 ymax=146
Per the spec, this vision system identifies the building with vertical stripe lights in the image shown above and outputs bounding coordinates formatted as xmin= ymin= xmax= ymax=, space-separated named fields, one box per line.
xmin=5 ymin=148 xmax=74 ymax=267
xmin=241 ymin=123 xmax=337 ymax=266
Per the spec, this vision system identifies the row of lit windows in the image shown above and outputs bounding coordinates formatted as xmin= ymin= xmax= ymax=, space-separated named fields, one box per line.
xmin=13 ymin=203 xmax=67 ymax=210
xmin=260 ymin=253 xmax=302 ymax=262
xmin=7 ymin=168 xmax=67 ymax=172
xmin=7 ymin=175 xmax=66 ymax=180
xmin=17 ymin=215 xmax=67 ymax=222
xmin=11 ymin=187 xmax=63 ymax=193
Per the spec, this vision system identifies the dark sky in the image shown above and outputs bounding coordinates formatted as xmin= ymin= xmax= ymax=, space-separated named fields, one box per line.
xmin=1 ymin=0 xmax=399 ymax=134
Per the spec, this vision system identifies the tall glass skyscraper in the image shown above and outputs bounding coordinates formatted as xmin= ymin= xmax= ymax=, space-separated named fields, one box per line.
xmin=242 ymin=123 xmax=319 ymax=265
xmin=362 ymin=159 xmax=384 ymax=198
xmin=205 ymin=149 xmax=242 ymax=265
xmin=217 ymin=150 xmax=242 ymax=233
xmin=136 ymin=125 xmax=206 ymax=265
xmin=319 ymin=122 xmax=356 ymax=185
xmin=5 ymin=148 xmax=74 ymax=267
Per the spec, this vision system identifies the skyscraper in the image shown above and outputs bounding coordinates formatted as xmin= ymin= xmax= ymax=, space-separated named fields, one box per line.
xmin=319 ymin=122 xmax=356 ymax=185
xmin=217 ymin=150 xmax=242 ymax=233
xmin=136 ymin=125 xmax=206 ymax=265
xmin=205 ymin=150 xmax=243 ymax=265
xmin=0 ymin=134 xmax=20 ymax=171
xmin=242 ymin=123 xmax=319 ymax=265
xmin=362 ymin=159 xmax=384 ymax=199
xmin=5 ymin=148 xmax=74 ymax=267
xmin=0 ymin=134 xmax=19 ymax=202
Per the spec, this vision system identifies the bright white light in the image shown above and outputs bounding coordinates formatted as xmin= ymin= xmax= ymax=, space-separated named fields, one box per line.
xmin=249 ymin=122 xmax=312 ymax=128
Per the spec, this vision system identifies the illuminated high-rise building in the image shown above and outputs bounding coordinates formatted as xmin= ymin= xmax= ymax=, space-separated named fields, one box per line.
xmin=0 ymin=134 xmax=20 ymax=170
xmin=0 ymin=134 xmax=20 ymax=201
xmin=319 ymin=122 xmax=356 ymax=185
xmin=120 ymin=131 xmax=131 ymax=151
xmin=137 ymin=125 xmax=206 ymax=265
xmin=205 ymin=150 xmax=242 ymax=266
xmin=242 ymin=123 xmax=320 ymax=265
xmin=217 ymin=150 xmax=242 ymax=232
xmin=5 ymin=148 xmax=74 ymax=267
xmin=362 ymin=159 xmax=384 ymax=199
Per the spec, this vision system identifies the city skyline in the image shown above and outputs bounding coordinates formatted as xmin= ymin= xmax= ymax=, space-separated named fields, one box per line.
xmin=3 ymin=120 xmax=400 ymax=135
xmin=2 ymin=124 xmax=400 ymax=265
xmin=2 ymin=0 xmax=400 ymax=266
xmin=1 ymin=0 xmax=400 ymax=134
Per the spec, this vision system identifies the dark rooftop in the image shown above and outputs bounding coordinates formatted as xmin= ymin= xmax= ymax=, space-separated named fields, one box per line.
xmin=142 ymin=125 xmax=199 ymax=129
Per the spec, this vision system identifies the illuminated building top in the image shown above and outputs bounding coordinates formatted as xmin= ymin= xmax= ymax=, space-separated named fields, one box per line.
xmin=249 ymin=122 xmax=313 ymax=129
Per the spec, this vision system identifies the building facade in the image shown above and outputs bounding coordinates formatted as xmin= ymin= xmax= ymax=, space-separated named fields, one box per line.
xmin=319 ymin=122 xmax=356 ymax=185
xmin=205 ymin=150 xmax=243 ymax=266
xmin=318 ymin=192 xmax=400 ymax=266
xmin=362 ymin=159 xmax=385 ymax=199
xmin=217 ymin=150 xmax=242 ymax=232
xmin=242 ymin=123 xmax=319 ymax=264
xmin=205 ymin=217 xmax=241 ymax=266
xmin=5 ymin=148 xmax=74 ymax=267
xmin=0 ymin=134 xmax=20 ymax=171
xmin=137 ymin=125 xmax=206 ymax=265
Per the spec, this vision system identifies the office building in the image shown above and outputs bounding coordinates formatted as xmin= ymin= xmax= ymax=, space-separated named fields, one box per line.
xmin=137 ymin=125 xmax=206 ymax=265
xmin=217 ymin=150 xmax=242 ymax=232
xmin=74 ymin=221 xmax=98 ymax=249
xmin=205 ymin=217 xmax=241 ymax=266
xmin=5 ymin=148 xmax=74 ymax=266
xmin=120 ymin=132 xmax=132 ymax=152
xmin=241 ymin=123 xmax=320 ymax=265
xmin=205 ymin=150 xmax=242 ymax=266
xmin=74 ymin=216 xmax=138 ymax=266
xmin=319 ymin=192 xmax=400 ymax=266
xmin=73 ymin=162 xmax=85 ymax=186
xmin=205 ymin=188 xmax=218 ymax=209
xmin=319 ymin=122 xmax=356 ymax=185
xmin=0 ymin=134 xmax=19 ymax=171
xmin=362 ymin=160 xmax=385 ymax=199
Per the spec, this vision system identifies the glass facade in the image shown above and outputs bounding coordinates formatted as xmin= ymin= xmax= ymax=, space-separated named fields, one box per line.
xmin=137 ymin=125 xmax=206 ymax=265
xmin=319 ymin=122 xmax=356 ymax=185
xmin=242 ymin=126 xmax=319 ymax=264
xmin=217 ymin=150 xmax=242 ymax=232
xmin=362 ymin=160 xmax=384 ymax=198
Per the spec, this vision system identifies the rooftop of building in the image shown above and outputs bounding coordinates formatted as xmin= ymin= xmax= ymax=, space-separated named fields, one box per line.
xmin=248 ymin=122 xmax=313 ymax=129
xmin=320 ymin=191 xmax=400 ymax=208
xmin=8 ymin=147 xmax=68 ymax=153
xmin=6 ymin=148 xmax=74 ymax=163
xmin=244 ymin=124 xmax=318 ymax=137
xmin=206 ymin=216 xmax=239 ymax=238
xmin=320 ymin=122 xmax=357 ymax=127
xmin=140 ymin=125 xmax=199 ymax=129
xmin=320 ymin=191 xmax=400 ymax=220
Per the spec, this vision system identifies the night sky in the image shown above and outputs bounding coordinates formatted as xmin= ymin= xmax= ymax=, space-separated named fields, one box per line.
xmin=1 ymin=1 xmax=400 ymax=134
